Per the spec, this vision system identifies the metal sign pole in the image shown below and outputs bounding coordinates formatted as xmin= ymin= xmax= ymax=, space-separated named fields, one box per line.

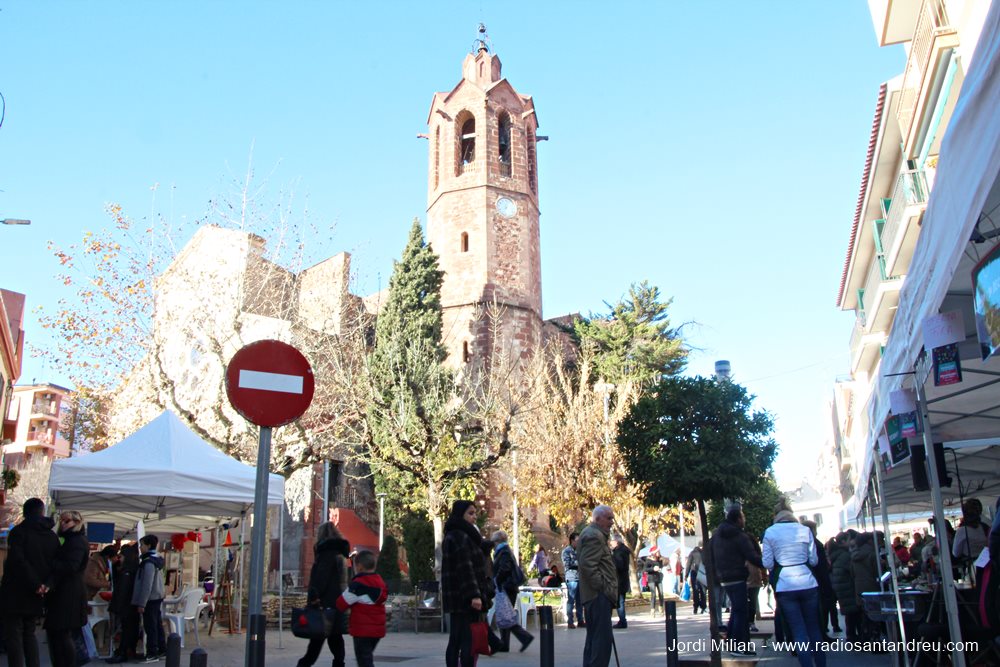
xmin=245 ymin=426 xmax=273 ymax=667
xmin=914 ymin=356 xmax=966 ymax=667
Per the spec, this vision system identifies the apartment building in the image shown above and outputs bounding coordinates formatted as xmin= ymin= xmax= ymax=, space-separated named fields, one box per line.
xmin=2 ymin=383 xmax=73 ymax=464
xmin=834 ymin=0 xmax=990 ymax=511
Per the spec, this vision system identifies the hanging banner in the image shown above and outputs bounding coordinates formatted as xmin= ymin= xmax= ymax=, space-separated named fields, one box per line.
xmin=889 ymin=388 xmax=921 ymax=437
xmin=933 ymin=343 xmax=963 ymax=386
xmin=923 ymin=310 xmax=966 ymax=351
xmin=884 ymin=415 xmax=911 ymax=466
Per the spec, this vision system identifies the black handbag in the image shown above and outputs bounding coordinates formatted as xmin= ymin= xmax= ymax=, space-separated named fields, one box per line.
xmin=291 ymin=606 xmax=333 ymax=639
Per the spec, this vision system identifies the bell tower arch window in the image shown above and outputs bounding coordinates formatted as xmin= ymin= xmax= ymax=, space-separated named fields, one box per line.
xmin=456 ymin=112 xmax=476 ymax=176
xmin=498 ymin=111 xmax=512 ymax=178
xmin=461 ymin=232 xmax=469 ymax=252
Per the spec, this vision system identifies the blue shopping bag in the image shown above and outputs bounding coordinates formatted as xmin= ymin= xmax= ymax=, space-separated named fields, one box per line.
xmin=680 ymin=582 xmax=691 ymax=601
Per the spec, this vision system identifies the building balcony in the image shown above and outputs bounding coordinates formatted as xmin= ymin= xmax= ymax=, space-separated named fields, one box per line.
xmin=849 ymin=314 xmax=887 ymax=377
xmin=860 ymin=254 xmax=903 ymax=333
xmin=881 ymin=170 xmax=929 ymax=277
xmin=30 ymin=400 xmax=59 ymax=418
xmin=896 ymin=0 xmax=959 ymax=158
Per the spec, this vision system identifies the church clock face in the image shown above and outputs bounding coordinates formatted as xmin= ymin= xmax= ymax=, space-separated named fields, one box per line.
xmin=495 ymin=196 xmax=517 ymax=218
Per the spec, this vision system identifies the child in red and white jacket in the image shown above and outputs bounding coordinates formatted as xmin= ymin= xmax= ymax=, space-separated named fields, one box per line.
xmin=336 ymin=550 xmax=388 ymax=667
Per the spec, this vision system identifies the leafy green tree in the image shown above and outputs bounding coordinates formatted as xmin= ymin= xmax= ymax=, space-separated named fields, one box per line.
xmin=617 ymin=375 xmax=777 ymax=666
xmin=705 ymin=475 xmax=784 ymax=542
xmin=573 ymin=281 xmax=687 ymax=386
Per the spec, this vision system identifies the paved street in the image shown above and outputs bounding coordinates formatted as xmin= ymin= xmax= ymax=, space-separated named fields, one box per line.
xmin=2 ymin=603 xmax=895 ymax=667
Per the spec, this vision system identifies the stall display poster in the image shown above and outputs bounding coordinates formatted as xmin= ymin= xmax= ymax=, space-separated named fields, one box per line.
xmin=933 ymin=343 xmax=963 ymax=386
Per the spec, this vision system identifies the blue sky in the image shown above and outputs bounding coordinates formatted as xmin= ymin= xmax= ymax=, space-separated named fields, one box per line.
xmin=0 ymin=2 xmax=904 ymax=487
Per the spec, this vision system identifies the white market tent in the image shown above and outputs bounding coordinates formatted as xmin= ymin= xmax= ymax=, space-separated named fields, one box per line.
xmin=49 ymin=410 xmax=284 ymax=535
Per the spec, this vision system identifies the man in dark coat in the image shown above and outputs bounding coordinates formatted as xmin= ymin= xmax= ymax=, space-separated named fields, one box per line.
xmin=610 ymin=534 xmax=631 ymax=629
xmin=710 ymin=504 xmax=763 ymax=648
xmin=0 ymin=498 xmax=60 ymax=667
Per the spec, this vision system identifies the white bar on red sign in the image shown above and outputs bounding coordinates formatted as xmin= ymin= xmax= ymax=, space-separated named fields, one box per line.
xmin=238 ymin=370 xmax=304 ymax=394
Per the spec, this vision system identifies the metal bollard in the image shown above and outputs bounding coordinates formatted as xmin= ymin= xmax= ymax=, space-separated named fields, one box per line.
xmin=189 ymin=647 xmax=208 ymax=667
xmin=538 ymin=605 xmax=554 ymax=667
xmin=665 ymin=600 xmax=678 ymax=667
xmin=165 ymin=633 xmax=182 ymax=667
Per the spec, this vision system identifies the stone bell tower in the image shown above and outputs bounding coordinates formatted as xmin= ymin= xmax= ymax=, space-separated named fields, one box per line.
xmin=425 ymin=27 xmax=543 ymax=369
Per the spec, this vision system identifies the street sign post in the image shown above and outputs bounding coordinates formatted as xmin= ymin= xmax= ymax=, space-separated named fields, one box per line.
xmin=225 ymin=340 xmax=314 ymax=667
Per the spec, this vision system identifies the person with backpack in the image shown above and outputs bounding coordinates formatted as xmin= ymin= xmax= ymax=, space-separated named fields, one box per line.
xmin=132 ymin=535 xmax=166 ymax=662
xmin=335 ymin=550 xmax=387 ymax=667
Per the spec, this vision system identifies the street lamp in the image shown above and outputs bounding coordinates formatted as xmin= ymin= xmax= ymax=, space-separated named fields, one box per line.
xmin=1 ymin=219 xmax=31 ymax=225
xmin=594 ymin=379 xmax=616 ymax=444
xmin=376 ymin=492 xmax=387 ymax=550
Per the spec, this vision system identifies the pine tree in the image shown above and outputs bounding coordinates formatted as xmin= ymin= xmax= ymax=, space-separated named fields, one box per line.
xmin=573 ymin=280 xmax=687 ymax=386
xmin=363 ymin=219 xmax=520 ymax=575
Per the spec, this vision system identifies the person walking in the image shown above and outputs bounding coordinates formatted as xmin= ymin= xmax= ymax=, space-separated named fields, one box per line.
xmin=562 ymin=532 xmax=585 ymax=628
xmin=710 ymin=504 xmax=763 ymax=656
xmin=297 ymin=522 xmax=350 ymax=667
xmin=578 ymin=505 xmax=618 ymax=667
xmin=0 ymin=498 xmax=60 ymax=667
xmin=491 ymin=530 xmax=534 ymax=652
xmin=610 ymin=534 xmax=631 ymax=629
xmin=335 ymin=550 xmax=387 ymax=667
xmin=802 ymin=520 xmax=838 ymax=640
xmin=746 ymin=538 xmax=767 ymax=634
xmin=686 ymin=542 xmax=706 ymax=614
xmin=829 ymin=531 xmax=860 ymax=640
xmin=442 ymin=500 xmax=493 ymax=667
xmin=762 ymin=498 xmax=826 ymax=667
xmin=644 ymin=552 xmax=664 ymax=615
xmin=45 ymin=510 xmax=90 ymax=667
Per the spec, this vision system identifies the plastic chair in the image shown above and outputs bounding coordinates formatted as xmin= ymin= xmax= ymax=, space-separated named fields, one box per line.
xmin=516 ymin=591 xmax=536 ymax=629
xmin=86 ymin=601 xmax=111 ymax=658
xmin=414 ymin=581 xmax=443 ymax=633
xmin=164 ymin=587 xmax=206 ymax=647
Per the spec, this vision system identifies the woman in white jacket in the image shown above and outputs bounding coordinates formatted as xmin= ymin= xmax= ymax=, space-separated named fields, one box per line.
xmin=762 ymin=498 xmax=826 ymax=667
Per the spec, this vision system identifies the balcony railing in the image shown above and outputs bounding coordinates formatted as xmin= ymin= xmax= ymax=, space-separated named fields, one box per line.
xmin=330 ymin=485 xmax=378 ymax=530
xmin=862 ymin=255 xmax=902 ymax=323
xmin=897 ymin=0 xmax=957 ymax=147
xmin=31 ymin=400 xmax=58 ymax=417
xmin=881 ymin=169 xmax=929 ymax=272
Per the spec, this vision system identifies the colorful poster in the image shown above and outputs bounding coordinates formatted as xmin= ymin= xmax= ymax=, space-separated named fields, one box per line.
xmin=899 ymin=410 xmax=921 ymax=438
xmin=885 ymin=416 xmax=910 ymax=465
xmin=933 ymin=343 xmax=963 ymax=386
xmin=972 ymin=242 xmax=1000 ymax=360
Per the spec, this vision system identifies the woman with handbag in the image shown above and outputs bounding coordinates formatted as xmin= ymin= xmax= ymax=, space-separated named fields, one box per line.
xmin=442 ymin=500 xmax=494 ymax=667
xmin=490 ymin=530 xmax=534 ymax=652
xmin=297 ymin=522 xmax=351 ymax=667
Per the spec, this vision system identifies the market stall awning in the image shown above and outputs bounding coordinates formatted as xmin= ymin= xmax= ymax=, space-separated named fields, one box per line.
xmin=847 ymin=0 xmax=1000 ymax=517
xmin=49 ymin=410 xmax=284 ymax=535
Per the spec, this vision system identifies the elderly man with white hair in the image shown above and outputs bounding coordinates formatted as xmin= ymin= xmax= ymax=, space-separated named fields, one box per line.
xmin=578 ymin=505 xmax=618 ymax=667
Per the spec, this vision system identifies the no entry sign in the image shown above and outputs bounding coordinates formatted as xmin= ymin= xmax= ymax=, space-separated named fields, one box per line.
xmin=225 ymin=339 xmax=315 ymax=427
